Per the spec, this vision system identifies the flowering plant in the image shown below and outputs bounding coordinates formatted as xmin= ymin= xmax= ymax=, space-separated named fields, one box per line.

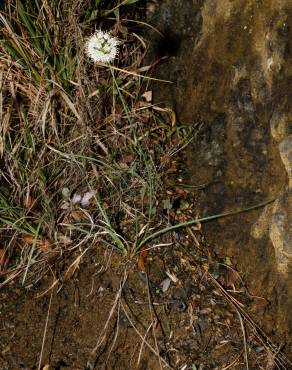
xmin=85 ymin=30 xmax=119 ymax=63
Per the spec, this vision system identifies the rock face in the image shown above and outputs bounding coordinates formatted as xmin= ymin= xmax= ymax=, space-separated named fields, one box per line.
xmin=148 ymin=0 xmax=292 ymax=355
xmin=279 ymin=135 xmax=292 ymax=186
xmin=270 ymin=136 xmax=292 ymax=274
xmin=270 ymin=189 xmax=292 ymax=273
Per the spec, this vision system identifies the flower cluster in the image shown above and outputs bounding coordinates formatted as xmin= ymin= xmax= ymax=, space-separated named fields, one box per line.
xmin=86 ymin=30 xmax=119 ymax=64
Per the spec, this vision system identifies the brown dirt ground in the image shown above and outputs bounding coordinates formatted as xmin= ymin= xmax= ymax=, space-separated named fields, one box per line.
xmin=1 ymin=212 xmax=290 ymax=370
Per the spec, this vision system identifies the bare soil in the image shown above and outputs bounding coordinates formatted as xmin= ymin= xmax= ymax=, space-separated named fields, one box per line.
xmin=0 ymin=169 xmax=289 ymax=370
xmin=1 ymin=206 xmax=290 ymax=369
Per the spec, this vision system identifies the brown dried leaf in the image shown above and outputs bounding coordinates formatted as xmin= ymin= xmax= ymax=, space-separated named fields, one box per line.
xmin=250 ymin=297 xmax=270 ymax=313
xmin=22 ymin=235 xmax=53 ymax=252
xmin=225 ymin=268 xmax=241 ymax=288
xmin=160 ymin=153 xmax=171 ymax=168
xmin=22 ymin=235 xmax=34 ymax=245
xmin=174 ymin=187 xmax=189 ymax=197
xmin=24 ymin=195 xmax=37 ymax=209
xmin=57 ymin=234 xmax=72 ymax=245
xmin=71 ymin=209 xmax=86 ymax=222
xmin=0 ymin=248 xmax=7 ymax=267
xmin=138 ymin=249 xmax=148 ymax=272
xmin=37 ymin=238 xmax=54 ymax=253
xmin=63 ymin=209 xmax=86 ymax=224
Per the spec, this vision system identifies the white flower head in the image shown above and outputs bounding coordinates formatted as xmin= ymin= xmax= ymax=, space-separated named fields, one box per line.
xmin=72 ymin=193 xmax=82 ymax=205
xmin=81 ymin=191 xmax=96 ymax=207
xmin=86 ymin=30 xmax=119 ymax=64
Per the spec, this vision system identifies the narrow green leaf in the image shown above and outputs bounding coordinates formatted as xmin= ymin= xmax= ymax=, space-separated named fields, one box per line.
xmin=122 ymin=0 xmax=140 ymax=4
xmin=136 ymin=198 xmax=276 ymax=251
xmin=3 ymin=42 xmax=26 ymax=67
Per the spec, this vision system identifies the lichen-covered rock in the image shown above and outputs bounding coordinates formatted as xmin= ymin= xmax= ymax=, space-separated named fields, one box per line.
xmin=269 ymin=135 xmax=292 ymax=273
xmin=270 ymin=112 xmax=292 ymax=143
xmin=270 ymin=189 xmax=292 ymax=273
xmin=279 ymin=135 xmax=292 ymax=186
xmin=251 ymin=204 xmax=274 ymax=240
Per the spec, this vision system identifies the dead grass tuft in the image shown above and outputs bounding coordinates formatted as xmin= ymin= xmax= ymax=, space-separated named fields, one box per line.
xmin=0 ymin=0 xmax=189 ymax=286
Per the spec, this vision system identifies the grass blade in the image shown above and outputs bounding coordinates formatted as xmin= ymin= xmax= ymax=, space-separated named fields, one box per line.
xmin=136 ymin=198 xmax=276 ymax=251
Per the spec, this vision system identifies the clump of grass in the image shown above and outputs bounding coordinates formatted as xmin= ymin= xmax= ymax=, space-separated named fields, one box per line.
xmin=0 ymin=0 xmax=191 ymax=286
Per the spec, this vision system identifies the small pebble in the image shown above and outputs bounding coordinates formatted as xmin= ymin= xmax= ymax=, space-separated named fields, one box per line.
xmin=160 ymin=278 xmax=171 ymax=292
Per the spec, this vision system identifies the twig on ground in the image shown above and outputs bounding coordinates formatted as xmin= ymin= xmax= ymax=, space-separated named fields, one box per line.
xmin=86 ymin=269 xmax=128 ymax=370
xmin=237 ymin=310 xmax=249 ymax=370
xmin=38 ymin=288 xmax=54 ymax=370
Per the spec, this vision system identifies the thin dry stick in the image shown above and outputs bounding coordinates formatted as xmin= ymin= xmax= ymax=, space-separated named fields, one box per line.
xmin=38 ymin=289 xmax=53 ymax=370
xmin=137 ymin=322 xmax=153 ymax=366
xmin=121 ymin=301 xmax=175 ymax=370
xmin=237 ymin=310 xmax=249 ymax=370
xmin=86 ymin=270 xmax=128 ymax=370
xmin=96 ymin=62 xmax=173 ymax=83
xmin=145 ymin=271 xmax=163 ymax=370
xmin=207 ymin=272 xmax=292 ymax=369
xmin=107 ymin=17 xmax=165 ymax=38
xmin=221 ymin=350 xmax=244 ymax=370
xmin=0 ymin=268 xmax=22 ymax=288
xmin=36 ymin=278 xmax=59 ymax=299
xmin=106 ymin=291 xmax=123 ymax=363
